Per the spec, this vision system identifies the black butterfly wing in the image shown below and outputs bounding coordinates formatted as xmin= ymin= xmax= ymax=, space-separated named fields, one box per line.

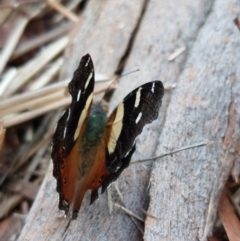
xmin=51 ymin=54 xmax=95 ymax=214
xmin=101 ymin=81 xmax=164 ymax=192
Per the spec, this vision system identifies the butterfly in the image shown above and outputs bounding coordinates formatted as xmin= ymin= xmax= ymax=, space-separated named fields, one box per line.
xmin=51 ymin=54 xmax=164 ymax=219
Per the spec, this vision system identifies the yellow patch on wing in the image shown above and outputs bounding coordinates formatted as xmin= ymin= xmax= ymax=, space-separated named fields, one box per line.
xmin=134 ymin=87 xmax=142 ymax=108
xmin=85 ymin=71 xmax=93 ymax=89
xmin=107 ymin=103 xmax=124 ymax=154
xmin=74 ymin=93 xmax=93 ymax=141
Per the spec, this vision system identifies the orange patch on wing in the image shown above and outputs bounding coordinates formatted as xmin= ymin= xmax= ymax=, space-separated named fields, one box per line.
xmin=60 ymin=135 xmax=82 ymax=207
xmin=73 ymin=138 xmax=108 ymax=211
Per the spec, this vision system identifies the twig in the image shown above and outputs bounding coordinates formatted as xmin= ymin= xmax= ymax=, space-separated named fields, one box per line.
xmin=46 ymin=0 xmax=79 ymax=22
xmin=114 ymin=203 xmax=144 ymax=223
xmin=114 ymin=183 xmax=144 ymax=234
xmin=131 ymin=141 xmax=212 ymax=164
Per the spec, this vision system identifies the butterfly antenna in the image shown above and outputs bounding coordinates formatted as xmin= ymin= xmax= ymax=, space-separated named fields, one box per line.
xmin=100 ymin=69 xmax=140 ymax=105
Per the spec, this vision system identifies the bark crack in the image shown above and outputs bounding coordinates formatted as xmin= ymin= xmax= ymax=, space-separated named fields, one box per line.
xmin=115 ymin=0 xmax=150 ymax=74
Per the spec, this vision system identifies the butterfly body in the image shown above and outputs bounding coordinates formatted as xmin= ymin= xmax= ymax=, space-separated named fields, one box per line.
xmin=80 ymin=104 xmax=106 ymax=162
xmin=52 ymin=54 xmax=164 ymax=219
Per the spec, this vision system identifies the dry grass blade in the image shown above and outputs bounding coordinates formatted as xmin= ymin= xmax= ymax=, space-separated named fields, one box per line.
xmin=2 ymin=97 xmax=70 ymax=128
xmin=0 ymin=89 xmax=66 ymax=116
xmin=3 ymin=36 xmax=69 ymax=97
xmin=11 ymin=23 xmax=72 ymax=61
xmin=27 ymin=57 xmax=64 ymax=91
xmin=0 ymin=80 xmax=69 ymax=110
xmin=114 ymin=203 xmax=144 ymax=223
xmin=0 ymin=68 xmax=17 ymax=96
xmin=0 ymin=176 xmax=43 ymax=219
xmin=0 ymin=2 xmax=45 ymax=75
xmin=4 ymin=180 xmax=39 ymax=201
xmin=140 ymin=208 xmax=158 ymax=220
xmin=168 ymin=46 xmax=186 ymax=61
xmin=0 ymin=114 xmax=55 ymax=185
xmin=0 ymin=0 xmax=86 ymax=238
xmin=53 ymin=0 xmax=84 ymax=23
xmin=46 ymin=0 xmax=79 ymax=22
xmin=0 ymin=76 xmax=114 ymax=128
xmin=0 ymin=114 xmax=55 ymax=219
xmin=0 ymin=0 xmax=43 ymax=9
xmin=114 ymin=183 xmax=143 ymax=234
xmin=13 ymin=130 xmax=52 ymax=173
xmin=0 ymin=195 xmax=22 ymax=219
xmin=0 ymin=17 xmax=28 ymax=75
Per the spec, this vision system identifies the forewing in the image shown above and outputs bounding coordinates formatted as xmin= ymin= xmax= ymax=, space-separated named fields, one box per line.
xmin=105 ymin=81 xmax=164 ymax=174
xmin=51 ymin=54 xmax=95 ymax=215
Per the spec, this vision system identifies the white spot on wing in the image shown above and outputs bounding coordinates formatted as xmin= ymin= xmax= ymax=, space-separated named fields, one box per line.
xmin=77 ymin=90 xmax=81 ymax=102
xmin=63 ymin=109 xmax=70 ymax=138
xmin=66 ymin=109 xmax=71 ymax=121
xmin=134 ymin=87 xmax=142 ymax=108
xmin=135 ymin=112 xmax=142 ymax=124
xmin=151 ymin=82 xmax=155 ymax=93
xmin=74 ymin=93 xmax=93 ymax=140
xmin=63 ymin=127 xmax=67 ymax=138
xmin=124 ymin=140 xmax=136 ymax=158
xmin=85 ymin=57 xmax=90 ymax=67
xmin=108 ymin=103 xmax=124 ymax=154
xmin=85 ymin=71 xmax=93 ymax=89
